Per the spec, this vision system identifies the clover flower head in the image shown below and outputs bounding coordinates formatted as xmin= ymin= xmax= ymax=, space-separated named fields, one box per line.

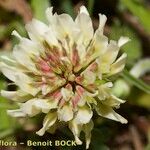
xmin=0 ymin=6 xmax=129 ymax=149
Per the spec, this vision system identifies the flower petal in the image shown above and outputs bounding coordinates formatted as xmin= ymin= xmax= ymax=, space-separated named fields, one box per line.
xmin=93 ymin=34 xmax=108 ymax=57
xmin=1 ymin=90 xmax=32 ymax=102
xmin=21 ymin=98 xmax=58 ymax=117
xmin=79 ymin=6 xmax=89 ymax=15
xmin=97 ymin=14 xmax=107 ymax=34
xmin=83 ymin=120 xmax=94 ymax=149
xmin=96 ymin=102 xmax=127 ymax=124
xmin=57 ymin=104 xmax=73 ymax=122
xmin=61 ymin=87 xmax=73 ymax=101
xmin=25 ymin=19 xmax=49 ymax=42
xmin=74 ymin=105 xmax=93 ymax=124
xmin=69 ymin=119 xmax=83 ymax=145
xmin=49 ymin=13 xmax=79 ymax=46
xmin=0 ymin=62 xmax=39 ymax=96
xmin=0 ymin=62 xmax=30 ymax=82
xmin=101 ymin=94 xmax=125 ymax=108
xmin=83 ymin=70 xmax=96 ymax=84
xmin=43 ymin=28 xmax=59 ymax=46
xmin=75 ymin=7 xmax=93 ymax=45
xmin=13 ymin=44 xmax=38 ymax=72
xmin=36 ymin=111 xmax=57 ymax=136
xmin=12 ymin=30 xmax=22 ymax=40
xmin=46 ymin=7 xmax=55 ymax=25
xmin=118 ymin=36 xmax=130 ymax=47
xmin=97 ymin=82 xmax=113 ymax=100
xmin=110 ymin=53 xmax=127 ymax=75
xmin=7 ymin=109 xmax=26 ymax=117
xmin=0 ymin=55 xmax=16 ymax=66
xmin=102 ymin=40 xmax=120 ymax=64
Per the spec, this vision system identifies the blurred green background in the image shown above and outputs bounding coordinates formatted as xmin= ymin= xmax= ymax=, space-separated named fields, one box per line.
xmin=0 ymin=0 xmax=150 ymax=149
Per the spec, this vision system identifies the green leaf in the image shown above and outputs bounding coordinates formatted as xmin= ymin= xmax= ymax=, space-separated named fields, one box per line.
xmin=136 ymin=93 xmax=150 ymax=109
xmin=120 ymin=0 xmax=150 ymax=33
xmin=121 ymin=70 xmax=150 ymax=94
xmin=0 ymin=96 xmax=15 ymax=130
xmin=0 ymin=21 xmax=26 ymax=42
xmin=92 ymin=144 xmax=109 ymax=150
xmin=31 ymin=0 xmax=51 ymax=23
xmin=0 ymin=78 xmax=6 ymax=90
xmin=91 ymin=128 xmax=110 ymax=150
xmin=61 ymin=0 xmax=74 ymax=18
xmin=88 ymin=0 xmax=95 ymax=16
xmin=145 ymin=129 xmax=150 ymax=150
xmin=145 ymin=144 xmax=150 ymax=150
xmin=0 ymin=79 xmax=17 ymax=131
xmin=0 ymin=129 xmax=14 ymax=139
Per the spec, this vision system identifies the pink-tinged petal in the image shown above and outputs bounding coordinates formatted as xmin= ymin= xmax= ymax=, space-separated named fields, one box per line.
xmin=74 ymin=86 xmax=86 ymax=107
xmin=86 ymin=84 xmax=97 ymax=92
xmin=45 ymin=47 xmax=61 ymax=64
xmin=71 ymin=48 xmax=79 ymax=66
xmin=38 ymin=59 xmax=51 ymax=73
xmin=75 ymin=76 xmax=84 ymax=84
xmin=76 ymin=85 xmax=85 ymax=96
xmin=51 ymin=90 xmax=62 ymax=101
xmin=46 ymin=91 xmax=62 ymax=106
xmin=72 ymin=94 xmax=80 ymax=108
xmin=88 ymin=62 xmax=97 ymax=72
xmin=82 ymin=70 xmax=96 ymax=85
xmin=66 ymin=83 xmax=72 ymax=90
xmin=43 ymin=51 xmax=64 ymax=74
xmin=59 ymin=98 xmax=66 ymax=107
